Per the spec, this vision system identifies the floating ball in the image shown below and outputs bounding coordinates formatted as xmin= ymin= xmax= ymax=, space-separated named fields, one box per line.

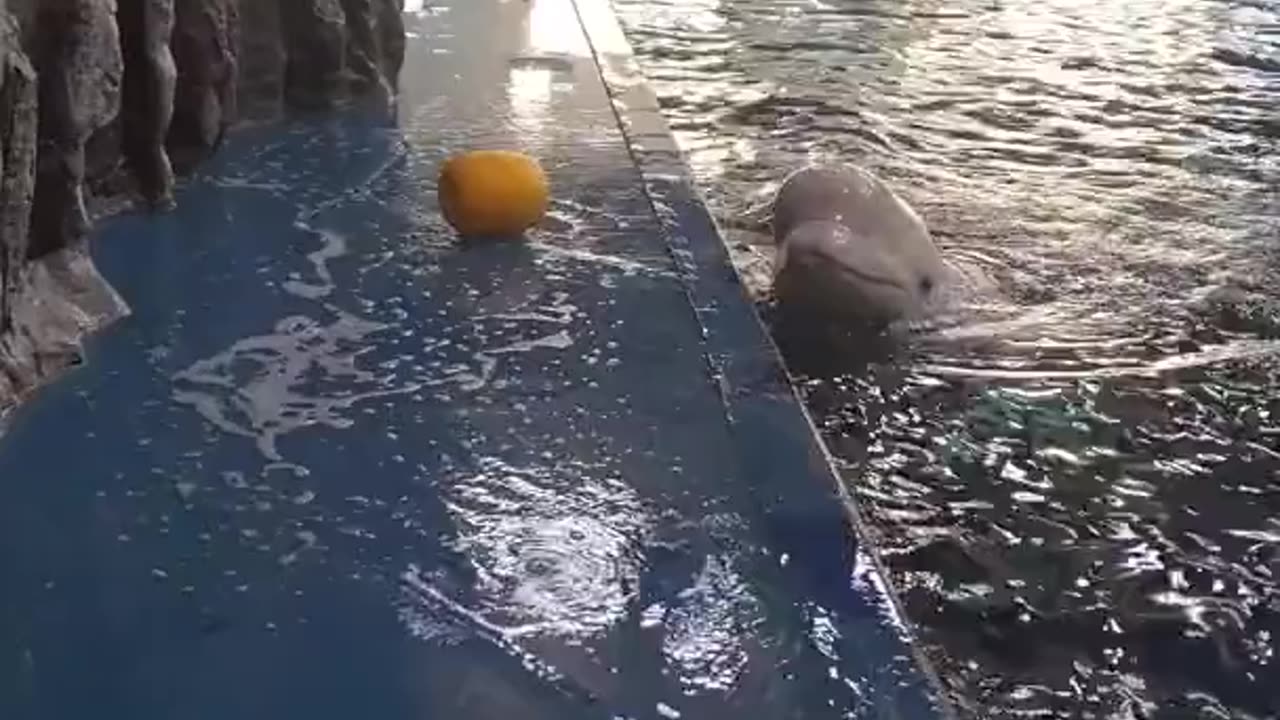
xmin=437 ymin=150 xmax=549 ymax=239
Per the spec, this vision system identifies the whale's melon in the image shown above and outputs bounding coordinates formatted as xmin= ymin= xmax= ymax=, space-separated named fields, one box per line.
xmin=438 ymin=150 xmax=549 ymax=239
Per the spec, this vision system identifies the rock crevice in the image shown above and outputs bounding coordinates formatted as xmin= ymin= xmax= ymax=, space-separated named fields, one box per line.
xmin=0 ymin=0 xmax=406 ymax=425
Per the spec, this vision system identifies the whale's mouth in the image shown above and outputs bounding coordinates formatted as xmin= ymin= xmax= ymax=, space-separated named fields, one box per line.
xmin=806 ymin=247 xmax=908 ymax=297
xmin=832 ymin=262 xmax=903 ymax=294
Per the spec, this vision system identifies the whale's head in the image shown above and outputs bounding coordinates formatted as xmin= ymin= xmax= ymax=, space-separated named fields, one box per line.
xmin=772 ymin=219 xmax=948 ymax=328
xmin=768 ymin=164 xmax=952 ymax=329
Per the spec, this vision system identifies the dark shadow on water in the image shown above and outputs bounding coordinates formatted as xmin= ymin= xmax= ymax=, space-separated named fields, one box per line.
xmin=762 ymin=301 xmax=906 ymax=380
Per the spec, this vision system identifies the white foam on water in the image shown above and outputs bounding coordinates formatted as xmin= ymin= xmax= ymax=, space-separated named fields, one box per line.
xmin=172 ymin=310 xmax=417 ymax=461
xmin=660 ymin=553 xmax=763 ymax=694
xmin=282 ymin=229 xmax=348 ymax=299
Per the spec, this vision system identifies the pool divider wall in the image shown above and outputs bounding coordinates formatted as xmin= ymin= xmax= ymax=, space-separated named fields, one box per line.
xmin=0 ymin=0 xmax=406 ymax=431
xmin=571 ymin=0 xmax=957 ymax=715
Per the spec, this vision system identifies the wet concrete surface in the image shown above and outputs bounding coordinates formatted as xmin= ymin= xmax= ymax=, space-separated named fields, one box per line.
xmin=0 ymin=1 xmax=946 ymax=718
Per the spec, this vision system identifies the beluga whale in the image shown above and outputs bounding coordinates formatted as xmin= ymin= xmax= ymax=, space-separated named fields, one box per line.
xmin=761 ymin=164 xmax=1280 ymax=381
xmin=769 ymin=163 xmax=967 ymax=332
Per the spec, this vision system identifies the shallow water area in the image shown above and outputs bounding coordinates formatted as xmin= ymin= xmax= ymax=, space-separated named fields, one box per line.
xmin=0 ymin=1 xmax=947 ymax=718
xmin=614 ymin=0 xmax=1280 ymax=716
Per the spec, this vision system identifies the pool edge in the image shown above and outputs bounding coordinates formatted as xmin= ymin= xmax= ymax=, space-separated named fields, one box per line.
xmin=569 ymin=1 xmax=958 ymax=716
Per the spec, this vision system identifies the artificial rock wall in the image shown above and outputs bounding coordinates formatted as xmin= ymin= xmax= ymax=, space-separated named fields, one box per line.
xmin=0 ymin=0 xmax=405 ymax=421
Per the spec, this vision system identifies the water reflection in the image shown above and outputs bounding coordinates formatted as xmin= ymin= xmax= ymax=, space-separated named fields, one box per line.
xmin=648 ymin=554 xmax=763 ymax=693
xmin=522 ymin=0 xmax=590 ymax=57
xmin=614 ymin=0 xmax=1279 ymax=715
xmin=430 ymin=456 xmax=648 ymax=638
xmin=507 ymin=0 xmax=594 ymax=132
xmin=172 ymin=309 xmax=405 ymax=461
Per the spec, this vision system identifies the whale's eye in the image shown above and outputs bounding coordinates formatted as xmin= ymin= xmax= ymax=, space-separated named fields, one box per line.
xmin=919 ymin=276 xmax=935 ymax=295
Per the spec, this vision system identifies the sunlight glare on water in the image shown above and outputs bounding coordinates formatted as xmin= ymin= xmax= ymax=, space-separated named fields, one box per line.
xmin=613 ymin=0 xmax=1279 ymax=716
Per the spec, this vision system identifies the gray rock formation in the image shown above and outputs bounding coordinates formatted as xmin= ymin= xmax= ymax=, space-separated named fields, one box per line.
xmin=283 ymin=0 xmax=348 ymax=109
xmin=341 ymin=0 xmax=404 ymax=99
xmin=168 ymin=0 xmax=236 ymax=171
xmin=0 ymin=245 xmax=129 ymax=424
xmin=120 ymin=0 xmax=177 ymax=207
xmin=29 ymin=0 xmax=124 ymax=258
xmin=283 ymin=0 xmax=405 ymax=110
xmin=0 ymin=8 xmax=37 ymax=336
xmin=234 ymin=0 xmax=283 ymax=120
xmin=0 ymin=0 xmax=407 ymax=428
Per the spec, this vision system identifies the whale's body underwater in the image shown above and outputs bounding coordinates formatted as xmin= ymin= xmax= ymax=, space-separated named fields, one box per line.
xmin=770 ymin=164 xmax=954 ymax=329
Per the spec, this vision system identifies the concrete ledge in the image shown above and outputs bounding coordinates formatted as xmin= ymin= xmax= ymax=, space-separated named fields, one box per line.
xmin=573 ymin=0 xmax=953 ymax=714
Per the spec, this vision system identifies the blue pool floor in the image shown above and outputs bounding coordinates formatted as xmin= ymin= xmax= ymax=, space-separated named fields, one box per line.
xmin=0 ymin=1 xmax=948 ymax=718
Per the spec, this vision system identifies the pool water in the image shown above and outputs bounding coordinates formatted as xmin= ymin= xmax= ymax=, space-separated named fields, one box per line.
xmin=612 ymin=0 xmax=1280 ymax=716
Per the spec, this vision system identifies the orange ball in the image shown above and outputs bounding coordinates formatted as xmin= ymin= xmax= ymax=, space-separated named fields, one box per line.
xmin=437 ymin=150 xmax=550 ymax=239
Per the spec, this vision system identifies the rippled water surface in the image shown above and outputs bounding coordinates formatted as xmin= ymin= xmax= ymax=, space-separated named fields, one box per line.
xmin=613 ymin=0 xmax=1279 ymax=716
